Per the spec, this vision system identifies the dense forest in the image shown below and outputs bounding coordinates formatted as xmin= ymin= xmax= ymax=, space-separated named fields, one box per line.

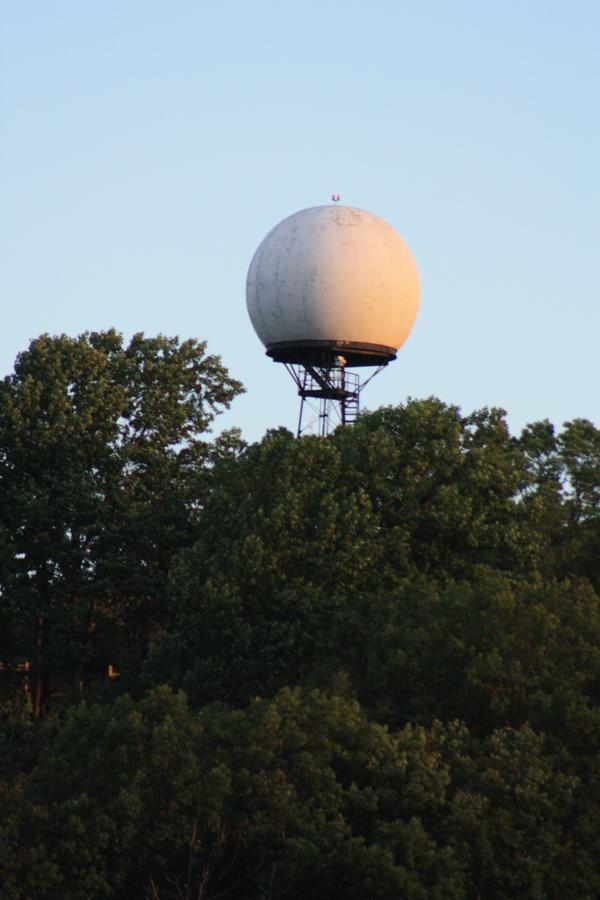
xmin=1 ymin=331 xmax=599 ymax=899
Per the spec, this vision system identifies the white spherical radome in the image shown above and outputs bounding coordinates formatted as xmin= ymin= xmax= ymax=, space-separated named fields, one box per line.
xmin=246 ymin=205 xmax=420 ymax=367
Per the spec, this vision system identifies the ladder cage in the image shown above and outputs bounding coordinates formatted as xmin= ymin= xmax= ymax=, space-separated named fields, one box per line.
xmin=284 ymin=363 xmax=362 ymax=437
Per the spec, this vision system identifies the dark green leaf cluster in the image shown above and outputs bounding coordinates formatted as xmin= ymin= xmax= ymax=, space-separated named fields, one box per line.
xmin=2 ymin=686 xmax=595 ymax=899
xmin=0 ymin=331 xmax=244 ymax=717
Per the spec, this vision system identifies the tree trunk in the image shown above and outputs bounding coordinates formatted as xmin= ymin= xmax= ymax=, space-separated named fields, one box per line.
xmin=33 ymin=614 xmax=44 ymax=720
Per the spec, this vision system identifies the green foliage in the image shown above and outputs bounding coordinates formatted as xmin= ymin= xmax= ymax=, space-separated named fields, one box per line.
xmin=1 ymin=334 xmax=599 ymax=897
xmin=147 ymin=427 xmax=383 ymax=703
xmin=440 ymin=721 xmax=597 ymax=899
xmin=0 ymin=331 xmax=243 ymax=716
xmin=3 ymin=687 xmax=597 ymax=899
xmin=146 ymin=400 xmax=562 ymax=708
xmin=341 ymin=570 xmax=600 ymax=744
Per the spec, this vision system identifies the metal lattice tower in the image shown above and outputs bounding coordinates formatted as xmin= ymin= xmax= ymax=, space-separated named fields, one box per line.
xmin=284 ymin=360 xmax=360 ymax=436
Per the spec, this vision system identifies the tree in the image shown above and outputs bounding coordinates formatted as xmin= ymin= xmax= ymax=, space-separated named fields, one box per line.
xmin=147 ymin=426 xmax=382 ymax=705
xmin=11 ymin=686 xmax=464 ymax=899
xmin=353 ymin=569 xmax=600 ymax=743
xmin=146 ymin=400 xmax=546 ymax=708
xmin=440 ymin=721 xmax=597 ymax=899
xmin=2 ymin=385 xmax=599 ymax=897
xmin=0 ymin=331 xmax=243 ymax=715
xmin=4 ymin=686 xmax=598 ymax=899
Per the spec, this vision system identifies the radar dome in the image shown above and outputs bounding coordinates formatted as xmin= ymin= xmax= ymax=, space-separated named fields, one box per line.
xmin=246 ymin=205 xmax=420 ymax=367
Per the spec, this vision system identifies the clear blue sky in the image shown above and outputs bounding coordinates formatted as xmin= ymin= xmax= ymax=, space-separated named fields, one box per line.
xmin=2 ymin=1 xmax=598 ymax=442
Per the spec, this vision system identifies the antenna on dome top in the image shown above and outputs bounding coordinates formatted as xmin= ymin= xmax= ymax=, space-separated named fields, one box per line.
xmin=331 ymin=192 xmax=341 ymax=202
xmin=246 ymin=204 xmax=420 ymax=437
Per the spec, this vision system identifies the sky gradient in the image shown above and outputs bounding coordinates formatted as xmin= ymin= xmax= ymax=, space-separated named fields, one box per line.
xmin=2 ymin=1 xmax=598 ymax=441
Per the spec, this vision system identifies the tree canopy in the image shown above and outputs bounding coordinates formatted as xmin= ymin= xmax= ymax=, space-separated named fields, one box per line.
xmin=0 ymin=333 xmax=599 ymax=898
xmin=0 ymin=331 xmax=243 ymax=717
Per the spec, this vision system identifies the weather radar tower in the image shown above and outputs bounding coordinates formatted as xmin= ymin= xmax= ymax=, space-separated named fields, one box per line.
xmin=246 ymin=202 xmax=420 ymax=436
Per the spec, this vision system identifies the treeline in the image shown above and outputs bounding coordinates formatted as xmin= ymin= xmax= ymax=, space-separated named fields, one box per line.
xmin=0 ymin=332 xmax=599 ymax=898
